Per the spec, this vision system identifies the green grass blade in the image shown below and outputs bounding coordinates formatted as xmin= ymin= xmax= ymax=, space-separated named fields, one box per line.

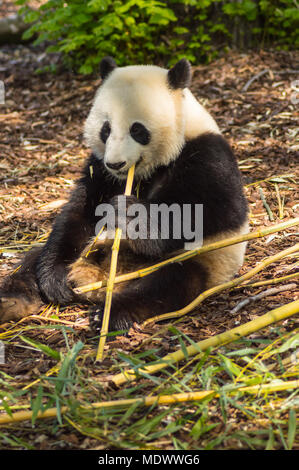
xmin=20 ymin=335 xmax=61 ymax=361
xmin=287 ymin=408 xmax=296 ymax=449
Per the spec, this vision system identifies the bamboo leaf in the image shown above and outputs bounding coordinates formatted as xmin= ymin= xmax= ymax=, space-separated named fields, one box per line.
xmin=265 ymin=427 xmax=275 ymax=450
xmin=55 ymin=341 xmax=84 ymax=394
xmin=277 ymin=333 xmax=299 ymax=353
xmin=118 ymin=400 xmax=143 ymax=426
xmin=31 ymin=385 xmax=43 ymax=426
xmin=20 ymin=335 xmax=61 ymax=361
xmin=226 ymin=348 xmax=257 ymax=356
xmin=287 ymin=408 xmax=296 ymax=449
xmin=218 ymin=353 xmax=241 ymax=377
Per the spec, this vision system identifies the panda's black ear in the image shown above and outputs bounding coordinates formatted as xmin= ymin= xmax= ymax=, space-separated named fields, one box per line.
xmin=100 ymin=57 xmax=117 ymax=80
xmin=167 ymin=59 xmax=192 ymax=89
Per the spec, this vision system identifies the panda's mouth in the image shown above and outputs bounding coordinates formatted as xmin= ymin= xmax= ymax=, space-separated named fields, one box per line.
xmin=117 ymin=155 xmax=143 ymax=175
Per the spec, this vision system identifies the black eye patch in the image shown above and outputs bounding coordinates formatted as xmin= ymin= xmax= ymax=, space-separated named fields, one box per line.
xmin=100 ymin=121 xmax=111 ymax=144
xmin=130 ymin=122 xmax=151 ymax=145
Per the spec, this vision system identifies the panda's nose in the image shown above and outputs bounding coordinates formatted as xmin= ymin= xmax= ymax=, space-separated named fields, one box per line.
xmin=106 ymin=161 xmax=126 ymax=170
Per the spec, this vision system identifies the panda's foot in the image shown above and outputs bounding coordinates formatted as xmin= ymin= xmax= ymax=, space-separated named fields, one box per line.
xmin=0 ymin=293 xmax=42 ymax=324
xmin=67 ymin=258 xmax=106 ymax=302
xmin=88 ymin=305 xmax=104 ymax=334
xmin=89 ymin=302 xmax=133 ymax=336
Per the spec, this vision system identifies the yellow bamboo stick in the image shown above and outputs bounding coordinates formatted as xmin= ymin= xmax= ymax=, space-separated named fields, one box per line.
xmin=239 ymin=271 xmax=299 ymax=288
xmin=75 ymin=217 xmax=299 ymax=295
xmin=22 ymin=364 xmax=61 ymax=391
xmin=95 ymin=164 xmax=135 ymax=362
xmin=0 ymin=406 xmax=69 ymax=425
xmin=238 ymin=380 xmax=299 ymax=394
xmin=1 ymin=380 xmax=298 ymax=426
xmin=84 ymin=224 xmax=105 ymax=258
xmin=112 ymin=299 xmax=299 ymax=385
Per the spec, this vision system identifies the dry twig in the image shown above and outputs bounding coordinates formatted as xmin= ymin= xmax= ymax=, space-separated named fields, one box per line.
xmin=242 ymin=69 xmax=270 ymax=92
xmin=230 ymin=283 xmax=297 ymax=314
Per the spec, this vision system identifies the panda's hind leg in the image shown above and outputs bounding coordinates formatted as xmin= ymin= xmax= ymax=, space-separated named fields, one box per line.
xmin=0 ymin=247 xmax=44 ymax=324
xmin=89 ymin=260 xmax=207 ymax=334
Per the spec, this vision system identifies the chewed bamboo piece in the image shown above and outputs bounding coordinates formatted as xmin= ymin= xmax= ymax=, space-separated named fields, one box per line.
xmin=95 ymin=164 xmax=135 ymax=362
xmin=75 ymin=217 xmax=299 ymax=295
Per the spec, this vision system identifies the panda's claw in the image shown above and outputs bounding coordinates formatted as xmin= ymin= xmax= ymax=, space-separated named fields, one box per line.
xmin=89 ymin=304 xmax=104 ymax=334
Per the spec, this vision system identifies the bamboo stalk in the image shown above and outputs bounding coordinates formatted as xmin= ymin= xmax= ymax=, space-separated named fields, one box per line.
xmin=237 ymin=271 xmax=299 ymax=288
xmin=239 ymin=379 xmax=299 ymax=394
xmin=75 ymin=217 xmax=299 ymax=295
xmin=22 ymin=364 xmax=61 ymax=391
xmin=95 ymin=164 xmax=135 ymax=362
xmin=1 ymin=380 xmax=298 ymax=425
xmin=85 ymin=225 xmax=105 ymax=258
xmin=0 ymin=406 xmax=69 ymax=425
xmin=112 ymin=299 xmax=299 ymax=385
xmin=141 ymin=242 xmax=299 ymax=327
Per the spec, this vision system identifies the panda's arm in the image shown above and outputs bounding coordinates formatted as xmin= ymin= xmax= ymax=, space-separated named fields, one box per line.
xmin=36 ymin=155 xmax=124 ymax=304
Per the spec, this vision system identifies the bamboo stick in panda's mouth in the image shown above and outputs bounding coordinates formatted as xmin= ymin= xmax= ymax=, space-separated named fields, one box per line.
xmin=96 ymin=164 xmax=136 ymax=362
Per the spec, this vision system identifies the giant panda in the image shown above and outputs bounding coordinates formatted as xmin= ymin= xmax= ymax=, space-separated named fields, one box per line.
xmin=0 ymin=57 xmax=248 ymax=333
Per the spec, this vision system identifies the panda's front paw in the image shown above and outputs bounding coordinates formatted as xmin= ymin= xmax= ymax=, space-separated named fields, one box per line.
xmin=68 ymin=258 xmax=103 ymax=289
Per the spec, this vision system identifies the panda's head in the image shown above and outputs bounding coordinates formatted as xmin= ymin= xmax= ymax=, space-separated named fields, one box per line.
xmin=84 ymin=57 xmax=192 ymax=179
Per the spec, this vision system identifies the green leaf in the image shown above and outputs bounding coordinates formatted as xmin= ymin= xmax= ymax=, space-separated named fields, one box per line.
xmin=149 ymin=6 xmax=177 ymax=25
xmin=71 ymin=13 xmax=93 ymax=27
xmin=31 ymin=385 xmax=44 ymax=426
xmin=218 ymin=353 xmax=241 ymax=377
xmin=20 ymin=336 xmax=61 ymax=361
xmin=287 ymin=408 xmax=296 ymax=449
xmin=265 ymin=427 xmax=275 ymax=450
xmin=24 ymin=10 xmax=40 ymax=23
xmin=87 ymin=0 xmax=110 ymax=12
xmin=173 ymin=26 xmax=189 ymax=34
xmin=226 ymin=347 xmax=257 ymax=356
xmin=191 ymin=416 xmax=218 ymax=438
xmin=277 ymin=333 xmax=299 ymax=353
xmin=0 ymin=398 xmax=13 ymax=417
xmin=55 ymin=341 xmax=84 ymax=394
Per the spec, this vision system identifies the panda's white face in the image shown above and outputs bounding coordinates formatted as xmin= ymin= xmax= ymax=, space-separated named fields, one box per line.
xmin=84 ymin=61 xmax=220 ymax=180
xmin=84 ymin=65 xmax=185 ymax=179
